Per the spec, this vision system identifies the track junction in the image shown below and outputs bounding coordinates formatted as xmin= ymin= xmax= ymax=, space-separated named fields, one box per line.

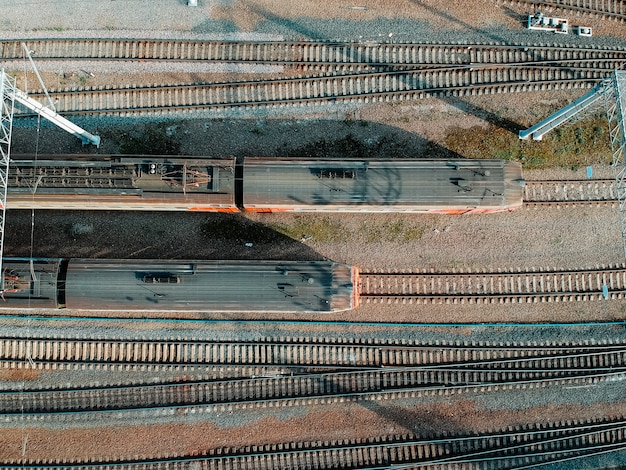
xmin=4 ymin=417 xmax=624 ymax=469
xmin=501 ymin=0 xmax=626 ymax=21
xmin=2 ymin=333 xmax=626 ymax=468
xmin=4 ymin=39 xmax=624 ymax=116
xmin=2 ymin=334 xmax=625 ymax=414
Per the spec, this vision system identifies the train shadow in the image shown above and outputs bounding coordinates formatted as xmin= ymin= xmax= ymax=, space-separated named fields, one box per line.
xmin=11 ymin=117 xmax=468 ymax=160
xmin=3 ymin=210 xmax=327 ymax=262
xmin=407 ymin=0 xmax=510 ymax=43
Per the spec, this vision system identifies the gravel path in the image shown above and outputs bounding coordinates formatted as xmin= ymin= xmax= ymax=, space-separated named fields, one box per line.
xmin=10 ymin=0 xmax=626 ymax=46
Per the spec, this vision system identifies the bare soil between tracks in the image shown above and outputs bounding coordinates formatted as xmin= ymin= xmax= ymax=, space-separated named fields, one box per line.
xmin=2 ymin=396 xmax=625 ymax=462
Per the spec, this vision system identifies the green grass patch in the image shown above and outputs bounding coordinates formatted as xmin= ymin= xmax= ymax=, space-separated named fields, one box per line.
xmin=360 ymin=219 xmax=426 ymax=243
xmin=269 ymin=216 xmax=347 ymax=243
xmin=443 ymin=115 xmax=611 ymax=169
xmin=269 ymin=216 xmax=429 ymax=244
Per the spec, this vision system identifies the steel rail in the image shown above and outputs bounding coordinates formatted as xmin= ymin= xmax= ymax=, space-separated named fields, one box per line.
xmin=3 ymin=370 xmax=622 ymax=421
xmin=15 ymin=73 xmax=605 ymax=117
xmin=3 ymin=348 xmax=625 ymax=414
xmin=4 ymin=38 xmax=626 ymax=65
xmin=359 ymin=265 xmax=626 ymax=304
xmin=1 ymin=335 xmax=625 ymax=375
xmin=504 ymin=0 xmax=626 ymax=21
xmin=3 ymin=410 xmax=625 ymax=470
xmin=524 ymin=179 xmax=617 ymax=205
xmin=6 ymin=39 xmax=625 ymax=119
xmin=5 ymin=343 xmax=625 ymax=390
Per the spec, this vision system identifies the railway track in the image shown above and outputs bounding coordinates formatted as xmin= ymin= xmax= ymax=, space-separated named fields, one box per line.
xmin=8 ymin=40 xmax=624 ymax=116
xmin=5 ymin=39 xmax=626 ymax=67
xmin=3 ymin=347 xmax=625 ymax=416
xmin=502 ymin=0 xmax=626 ymax=21
xmin=2 ymin=335 xmax=624 ymax=371
xmin=4 ymin=417 xmax=625 ymax=469
xmin=524 ymin=179 xmax=617 ymax=205
xmin=15 ymin=69 xmax=608 ymax=117
xmin=2 ymin=336 xmax=624 ymax=464
xmin=1 ymin=31 xmax=623 ymax=470
xmin=360 ymin=264 xmax=626 ymax=304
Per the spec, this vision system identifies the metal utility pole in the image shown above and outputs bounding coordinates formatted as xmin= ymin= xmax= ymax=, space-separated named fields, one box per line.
xmin=14 ymin=89 xmax=100 ymax=147
xmin=606 ymin=72 xmax=626 ymax=262
xmin=520 ymin=70 xmax=626 ymax=261
xmin=519 ymin=79 xmax=611 ymax=141
xmin=0 ymin=55 xmax=100 ymax=292
xmin=17 ymin=43 xmax=100 ymax=147
xmin=0 ymin=71 xmax=15 ymax=283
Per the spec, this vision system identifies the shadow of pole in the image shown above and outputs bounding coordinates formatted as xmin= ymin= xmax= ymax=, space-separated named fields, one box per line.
xmin=441 ymin=96 xmax=524 ymax=133
xmin=408 ymin=0 xmax=510 ymax=43
xmin=245 ymin=2 xmax=328 ymax=40
xmin=357 ymin=395 xmax=463 ymax=437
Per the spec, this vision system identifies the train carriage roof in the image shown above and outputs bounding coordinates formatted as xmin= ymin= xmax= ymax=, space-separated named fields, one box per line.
xmin=64 ymin=259 xmax=356 ymax=313
xmin=242 ymin=159 xmax=524 ymax=212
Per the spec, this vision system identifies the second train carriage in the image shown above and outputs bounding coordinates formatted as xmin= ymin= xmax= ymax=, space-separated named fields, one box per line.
xmin=243 ymin=158 xmax=524 ymax=214
xmin=5 ymin=155 xmax=525 ymax=213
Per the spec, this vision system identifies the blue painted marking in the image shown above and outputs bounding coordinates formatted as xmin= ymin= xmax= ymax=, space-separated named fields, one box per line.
xmin=587 ymin=166 xmax=593 ymax=178
xmin=603 ymin=284 xmax=609 ymax=299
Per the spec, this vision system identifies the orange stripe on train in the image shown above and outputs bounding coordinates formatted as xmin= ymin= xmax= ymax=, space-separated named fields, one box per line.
xmin=188 ymin=207 xmax=240 ymax=212
xmin=244 ymin=208 xmax=291 ymax=213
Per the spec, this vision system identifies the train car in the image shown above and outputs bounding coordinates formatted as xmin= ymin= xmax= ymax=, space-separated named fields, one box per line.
xmin=0 ymin=258 xmax=63 ymax=308
xmin=0 ymin=258 xmax=359 ymax=313
xmin=6 ymin=155 xmax=238 ymax=212
xmin=6 ymin=155 xmax=524 ymax=213
xmin=242 ymin=158 xmax=524 ymax=214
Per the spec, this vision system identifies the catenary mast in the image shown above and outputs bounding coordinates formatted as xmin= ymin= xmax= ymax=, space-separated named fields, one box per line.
xmin=0 ymin=56 xmax=99 ymax=294
xmin=0 ymin=71 xmax=16 ymax=281
xmin=520 ymin=70 xmax=626 ymax=261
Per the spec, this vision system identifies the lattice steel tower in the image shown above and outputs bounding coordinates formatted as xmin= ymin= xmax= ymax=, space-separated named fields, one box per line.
xmin=520 ymin=70 xmax=626 ymax=261
xmin=606 ymin=72 xmax=626 ymax=262
xmin=0 ymin=70 xmax=15 ymax=280
xmin=0 ymin=61 xmax=99 ymax=293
